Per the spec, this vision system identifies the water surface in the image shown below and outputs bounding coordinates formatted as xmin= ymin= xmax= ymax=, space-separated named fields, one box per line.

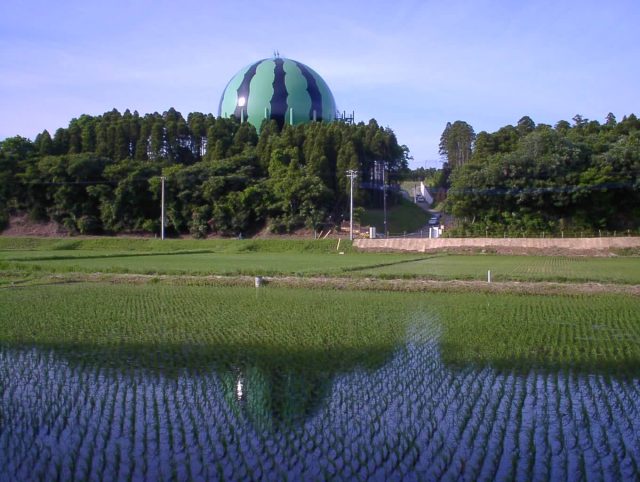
xmin=1 ymin=323 xmax=639 ymax=481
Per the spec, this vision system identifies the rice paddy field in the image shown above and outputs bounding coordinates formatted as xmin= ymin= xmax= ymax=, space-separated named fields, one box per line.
xmin=360 ymin=254 xmax=640 ymax=284
xmin=1 ymin=237 xmax=640 ymax=283
xmin=0 ymin=250 xmax=422 ymax=277
xmin=0 ymin=283 xmax=639 ymax=480
xmin=1 ymin=237 xmax=640 ymax=480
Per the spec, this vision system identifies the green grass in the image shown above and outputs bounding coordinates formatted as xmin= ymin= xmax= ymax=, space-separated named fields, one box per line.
xmin=0 ymin=283 xmax=638 ymax=372
xmin=0 ymin=237 xmax=357 ymax=254
xmin=2 ymin=237 xmax=640 ymax=283
xmin=0 ymin=250 xmax=424 ymax=276
xmin=399 ymin=181 xmax=420 ymax=196
xmin=0 ymin=236 xmax=419 ymax=277
xmin=361 ymin=254 xmax=640 ymax=284
xmin=360 ymin=197 xmax=427 ymax=234
xmin=2 ymin=249 xmax=640 ymax=283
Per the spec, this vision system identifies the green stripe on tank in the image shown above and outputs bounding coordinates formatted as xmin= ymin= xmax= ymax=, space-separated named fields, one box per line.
xmin=282 ymin=60 xmax=312 ymax=125
xmin=246 ymin=60 xmax=276 ymax=127
xmin=220 ymin=64 xmax=251 ymax=118
xmin=308 ymin=68 xmax=336 ymax=121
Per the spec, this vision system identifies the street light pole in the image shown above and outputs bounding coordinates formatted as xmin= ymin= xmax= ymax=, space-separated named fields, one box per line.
xmin=160 ymin=176 xmax=166 ymax=240
xmin=346 ymin=170 xmax=358 ymax=241
xmin=382 ymin=162 xmax=387 ymax=237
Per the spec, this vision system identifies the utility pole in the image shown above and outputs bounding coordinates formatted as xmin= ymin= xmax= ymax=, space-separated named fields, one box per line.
xmin=382 ymin=162 xmax=388 ymax=237
xmin=346 ymin=170 xmax=358 ymax=241
xmin=160 ymin=176 xmax=166 ymax=240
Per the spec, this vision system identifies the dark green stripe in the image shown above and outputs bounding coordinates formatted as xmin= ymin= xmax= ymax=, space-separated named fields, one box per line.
xmin=270 ymin=58 xmax=288 ymax=126
xmin=234 ymin=61 xmax=261 ymax=118
xmin=294 ymin=61 xmax=323 ymax=120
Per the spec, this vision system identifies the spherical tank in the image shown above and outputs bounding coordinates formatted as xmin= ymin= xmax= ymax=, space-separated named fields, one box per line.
xmin=218 ymin=57 xmax=337 ymax=129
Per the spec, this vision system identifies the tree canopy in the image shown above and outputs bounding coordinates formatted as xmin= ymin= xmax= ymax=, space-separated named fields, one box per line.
xmin=439 ymin=121 xmax=476 ymax=168
xmin=0 ymin=109 xmax=408 ymax=236
xmin=445 ymin=114 xmax=640 ymax=234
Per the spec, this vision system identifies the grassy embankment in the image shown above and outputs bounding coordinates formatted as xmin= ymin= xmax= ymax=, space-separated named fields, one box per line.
xmin=0 ymin=237 xmax=428 ymax=279
xmin=0 ymin=284 xmax=638 ymax=373
xmin=0 ymin=236 xmax=358 ymax=253
xmin=359 ymin=197 xmax=428 ymax=235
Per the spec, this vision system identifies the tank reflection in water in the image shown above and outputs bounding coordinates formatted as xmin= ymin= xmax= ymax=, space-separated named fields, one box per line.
xmin=1 ymin=323 xmax=640 ymax=481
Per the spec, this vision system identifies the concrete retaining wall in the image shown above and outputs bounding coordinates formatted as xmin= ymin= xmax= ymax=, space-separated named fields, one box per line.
xmin=354 ymin=237 xmax=640 ymax=254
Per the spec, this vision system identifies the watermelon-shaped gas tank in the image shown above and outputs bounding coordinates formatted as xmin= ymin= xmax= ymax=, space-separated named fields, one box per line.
xmin=218 ymin=57 xmax=336 ymax=129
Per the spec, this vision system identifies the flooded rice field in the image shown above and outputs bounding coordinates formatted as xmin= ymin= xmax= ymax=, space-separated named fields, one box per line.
xmin=2 ymin=325 xmax=640 ymax=481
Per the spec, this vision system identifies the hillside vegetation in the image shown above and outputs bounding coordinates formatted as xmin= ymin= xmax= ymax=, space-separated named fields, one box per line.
xmin=443 ymin=114 xmax=640 ymax=234
xmin=360 ymin=197 xmax=428 ymax=235
xmin=0 ymin=109 xmax=408 ymax=237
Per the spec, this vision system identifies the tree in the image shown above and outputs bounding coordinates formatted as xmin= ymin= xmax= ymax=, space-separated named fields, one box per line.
xmin=36 ymin=130 xmax=53 ymax=156
xmin=80 ymin=117 xmax=97 ymax=152
xmin=554 ymin=120 xmax=571 ymax=132
xmin=256 ymin=119 xmax=279 ymax=170
xmin=438 ymin=122 xmax=451 ymax=161
xmin=67 ymin=121 xmax=82 ymax=153
xmin=0 ymin=107 xmax=414 ymax=237
xmin=336 ymin=140 xmax=359 ymax=196
xmin=572 ymin=114 xmax=588 ymax=127
xmin=52 ymin=128 xmax=70 ymax=155
xmin=605 ymin=112 xmax=617 ymax=127
xmin=517 ymin=116 xmax=536 ymax=136
xmin=439 ymin=120 xmax=475 ymax=168
xmin=149 ymin=120 xmax=165 ymax=160
xmin=446 ymin=113 xmax=640 ymax=234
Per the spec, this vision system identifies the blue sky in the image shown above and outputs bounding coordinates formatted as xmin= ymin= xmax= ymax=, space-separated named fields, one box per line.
xmin=1 ymin=0 xmax=638 ymax=168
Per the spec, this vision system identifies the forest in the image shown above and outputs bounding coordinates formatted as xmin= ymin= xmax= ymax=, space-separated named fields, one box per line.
xmin=2 ymin=109 xmax=638 ymax=238
xmin=0 ymin=109 xmax=407 ymax=236
xmin=440 ymin=114 xmax=640 ymax=235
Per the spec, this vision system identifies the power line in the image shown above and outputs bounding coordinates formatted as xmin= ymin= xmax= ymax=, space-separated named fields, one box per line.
xmin=447 ymin=181 xmax=638 ymax=196
xmin=2 ymin=178 xmax=153 ymax=186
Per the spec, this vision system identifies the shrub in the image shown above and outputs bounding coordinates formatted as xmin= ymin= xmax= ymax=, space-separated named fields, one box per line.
xmin=142 ymin=219 xmax=159 ymax=234
xmin=77 ymin=215 xmax=101 ymax=235
xmin=0 ymin=209 xmax=8 ymax=232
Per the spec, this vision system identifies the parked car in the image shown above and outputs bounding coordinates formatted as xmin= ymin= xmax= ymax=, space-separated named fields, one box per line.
xmin=428 ymin=215 xmax=440 ymax=226
xmin=416 ymin=194 xmax=425 ymax=202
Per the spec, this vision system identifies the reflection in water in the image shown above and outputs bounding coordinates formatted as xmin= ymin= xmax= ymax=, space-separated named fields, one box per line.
xmin=236 ymin=371 xmax=243 ymax=401
xmin=221 ymin=363 xmax=335 ymax=433
xmin=2 ymin=323 xmax=640 ymax=481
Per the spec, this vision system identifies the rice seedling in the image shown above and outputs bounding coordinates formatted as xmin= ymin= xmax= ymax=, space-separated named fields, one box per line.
xmin=361 ymin=254 xmax=640 ymax=284
xmin=3 ymin=236 xmax=640 ymax=284
xmin=431 ymin=292 xmax=640 ymax=372
xmin=1 ymin=284 xmax=640 ymax=480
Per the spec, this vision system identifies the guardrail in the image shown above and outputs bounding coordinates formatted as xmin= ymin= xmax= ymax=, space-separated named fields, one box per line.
xmin=379 ymin=229 xmax=640 ymax=239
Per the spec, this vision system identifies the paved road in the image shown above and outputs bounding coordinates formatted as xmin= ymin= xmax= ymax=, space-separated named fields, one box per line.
xmin=397 ymin=187 xmax=442 ymax=238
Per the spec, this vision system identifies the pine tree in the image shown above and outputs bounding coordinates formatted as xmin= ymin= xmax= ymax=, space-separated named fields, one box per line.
xmin=37 ymin=130 xmax=53 ymax=156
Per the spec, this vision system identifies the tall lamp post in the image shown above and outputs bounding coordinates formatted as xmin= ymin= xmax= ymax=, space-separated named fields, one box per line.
xmin=382 ymin=162 xmax=387 ymax=237
xmin=346 ymin=170 xmax=358 ymax=241
xmin=160 ymin=176 xmax=166 ymax=240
